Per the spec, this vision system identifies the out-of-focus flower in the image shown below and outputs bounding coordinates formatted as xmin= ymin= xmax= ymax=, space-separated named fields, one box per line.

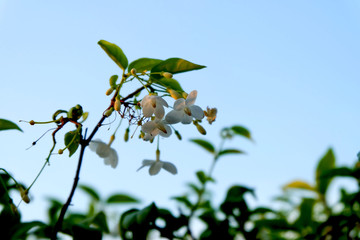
xmin=204 ymin=107 xmax=217 ymax=125
xmin=141 ymin=95 xmax=169 ymax=119
xmin=89 ymin=140 xmax=118 ymax=168
xmin=165 ymin=90 xmax=204 ymax=124
xmin=137 ymin=150 xmax=177 ymax=176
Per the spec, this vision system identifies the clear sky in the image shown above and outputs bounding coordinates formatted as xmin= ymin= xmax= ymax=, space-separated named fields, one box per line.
xmin=1 ymin=0 xmax=360 ymax=232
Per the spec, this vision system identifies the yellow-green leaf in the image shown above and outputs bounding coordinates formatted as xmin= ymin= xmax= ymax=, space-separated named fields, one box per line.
xmin=283 ymin=180 xmax=315 ymax=192
xmin=98 ymin=40 xmax=128 ymax=71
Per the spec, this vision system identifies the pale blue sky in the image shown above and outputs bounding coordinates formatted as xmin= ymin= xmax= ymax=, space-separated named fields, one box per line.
xmin=1 ymin=0 xmax=360 ymax=230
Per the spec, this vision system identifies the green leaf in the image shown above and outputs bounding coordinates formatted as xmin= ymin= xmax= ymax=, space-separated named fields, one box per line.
xmin=0 ymin=119 xmax=22 ymax=132
xmin=294 ymin=198 xmax=316 ymax=229
xmin=217 ymin=149 xmax=245 ymax=157
xmin=321 ymin=167 xmax=354 ymax=179
xmin=98 ymin=40 xmax=128 ymax=71
xmin=80 ymin=112 xmax=89 ymax=123
xmin=64 ymin=130 xmax=81 ymax=157
xmin=136 ymin=202 xmax=157 ymax=225
xmin=283 ymin=180 xmax=315 ymax=192
xmin=72 ymin=224 xmax=102 ymax=240
xmin=196 ymin=171 xmax=214 ymax=185
xmin=128 ymin=58 xmax=162 ymax=73
xmin=92 ymin=211 xmax=109 ymax=233
xmin=231 ymin=125 xmax=252 ymax=140
xmin=106 ymin=194 xmax=140 ymax=204
xmin=171 ymin=196 xmax=193 ymax=209
xmin=120 ymin=209 xmax=138 ymax=229
xmin=79 ymin=185 xmax=100 ymax=201
xmin=190 ymin=139 xmax=215 ymax=154
xmin=153 ymin=77 xmax=184 ymax=92
xmin=151 ymin=58 xmax=206 ymax=79
xmin=316 ymin=148 xmax=336 ymax=195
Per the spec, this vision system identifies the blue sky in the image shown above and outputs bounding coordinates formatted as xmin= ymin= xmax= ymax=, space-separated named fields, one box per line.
xmin=1 ymin=0 xmax=360 ymax=230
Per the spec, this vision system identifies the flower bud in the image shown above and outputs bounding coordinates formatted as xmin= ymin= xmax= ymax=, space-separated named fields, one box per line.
xmin=109 ymin=75 xmax=118 ymax=89
xmin=106 ymin=88 xmax=114 ymax=96
xmin=10 ymin=202 xmax=18 ymax=215
xmin=58 ymin=149 xmax=64 ymax=155
xmin=114 ymin=99 xmax=121 ymax=111
xmin=167 ymin=89 xmax=182 ymax=100
xmin=162 ymin=72 xmax=173 ymax=79
xmin=29 ymin=120 xmax=35 ymax=125
xmin=182 ymin=92 xmax=188 ymax=99
xmin=19 ymin=187 xmax=30 ymax=204
xmin=104 ymin=108 xmax=114 ymax=117
xmin=124 ymin=128 xmax=129 ymax=142
xmin=131 ymin=68 xmax=137 ymax=76
xmin=174 ymin=130 xmax=182 ymax=140
xmin=194 ymin=121 xmax=206 ymax=135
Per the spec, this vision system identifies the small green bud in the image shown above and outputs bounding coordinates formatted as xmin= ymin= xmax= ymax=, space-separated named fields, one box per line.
xmin=167 ymin=89 xmax=182 ymax=100
xmin=109 ymin=75 xmax=118 ymax=89
xmin=58 ymin=149 xmax=64 ymax=155
xmin=124 ymin=128 xmax=129 ymax=142
xmin=174 ymin=130 xmax=182 ymax=140
xmin=131 ymin=68 xmax=137 ymax=76
xmin=104 ymin=108 xmax=114 ymax=117
xmin=162 ymin=72 xmax=173 ymax=79
xmin=106 ymin=88 xmax=114 ymax=96
xmin=194 ymin=121 xmax=206 ymax=135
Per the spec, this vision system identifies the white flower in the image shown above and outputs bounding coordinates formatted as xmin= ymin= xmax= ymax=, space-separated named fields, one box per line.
xmin=141 ymin=118 xmax=172 ymax=141
xmin=137 ymin=150 xmax=177 ymax=176
xmin=141 ymin=95 xmax=169 ymax=119
xmin=89 ymin=140 xmax=118 ymax=168
xmin=165 ymin=90 xmax=204 ymax=124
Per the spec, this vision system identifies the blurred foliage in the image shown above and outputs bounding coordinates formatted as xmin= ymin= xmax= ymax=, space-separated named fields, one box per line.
xmin=1 ymin=123 xmax=360 ymax=239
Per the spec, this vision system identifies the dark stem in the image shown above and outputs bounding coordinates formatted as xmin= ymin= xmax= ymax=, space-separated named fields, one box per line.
xmin=51 ymin=83 xmax=147 ymax=239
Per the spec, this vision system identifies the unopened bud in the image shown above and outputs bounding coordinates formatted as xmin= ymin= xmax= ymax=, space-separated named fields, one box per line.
xmin=9 ymin=200 xmax=18 ymax=215
xmin=167 ymin=89 xmax=182 ymax=100
xmin=29 ymin=120 xmax=35 ymax=125
xmin=182 ymin=92 xmax=188 ymax=99
xmin=114 ymin=99 xmax=121 ymax=111
xmin=104 ymin=108 xmax=114 ymax=117
xmin=124 ymin=128 xmax=129 ymax=142
xmin=131 ymin=68 xmax=137 ymax=76
xmin=174 ymin=130 xmax=182 ymax=140
xmin=58 ymin=149 xmax=64 ymax=155
xmin=194 ymin=121 xmax=206 ymax=135
xmin=162 ymin=72 xmax=173 ymax=79
xmin=19 ymin=187 xmax=30 ymax=204
xmin=106 ymin=88 xmax=114 ymax=96
xmin=109 ymin=75 xmax=118 ymax=88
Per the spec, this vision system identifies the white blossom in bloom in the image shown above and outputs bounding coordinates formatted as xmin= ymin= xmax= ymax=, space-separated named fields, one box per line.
xmin=165 ymin=90 xmax=204 ymax=124
xmin=89 ymin=140 xmax=118 ymax=168
xmin=137 ymin=150 xmax=177 ymax=176
xmin=141 ymin=118 xmax=172 ymax=141
xmin=141 ymin=95 xmax=169 ymax=119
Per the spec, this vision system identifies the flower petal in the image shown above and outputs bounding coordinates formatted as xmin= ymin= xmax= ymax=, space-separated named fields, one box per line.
xmin=165 ymin=110 xmax=184 ymax=124
xmin=156 ymin=96 xmax=169 ymax=108
xmin=142 ymin=103 xmax=154 ymax=117
xmin=149 ymin=161 xmax=163 ymax=176
xmin=181 ymin=114 xmax=193 ymax=124
xmin=94 ymin=142 xmax=111 ymax=158
xmin=162 ymin=161 xmax=178 ymax=175
xmin=190 ymin=105 xmax=204 ymax=120
xmin=154 ymin=104 xmax=165 ymax=119
xmin=185 ymin=90 xmax=197 ymax=106
xmin=137 ymin=160 xmax=155 ymax=171
xmin=142 ymin=121 xmax=157 ymax=133
xmin=158 ymin=123 xmax=172 ymax=137
xmin=173 ymin=98 xmax=186 ymax=111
